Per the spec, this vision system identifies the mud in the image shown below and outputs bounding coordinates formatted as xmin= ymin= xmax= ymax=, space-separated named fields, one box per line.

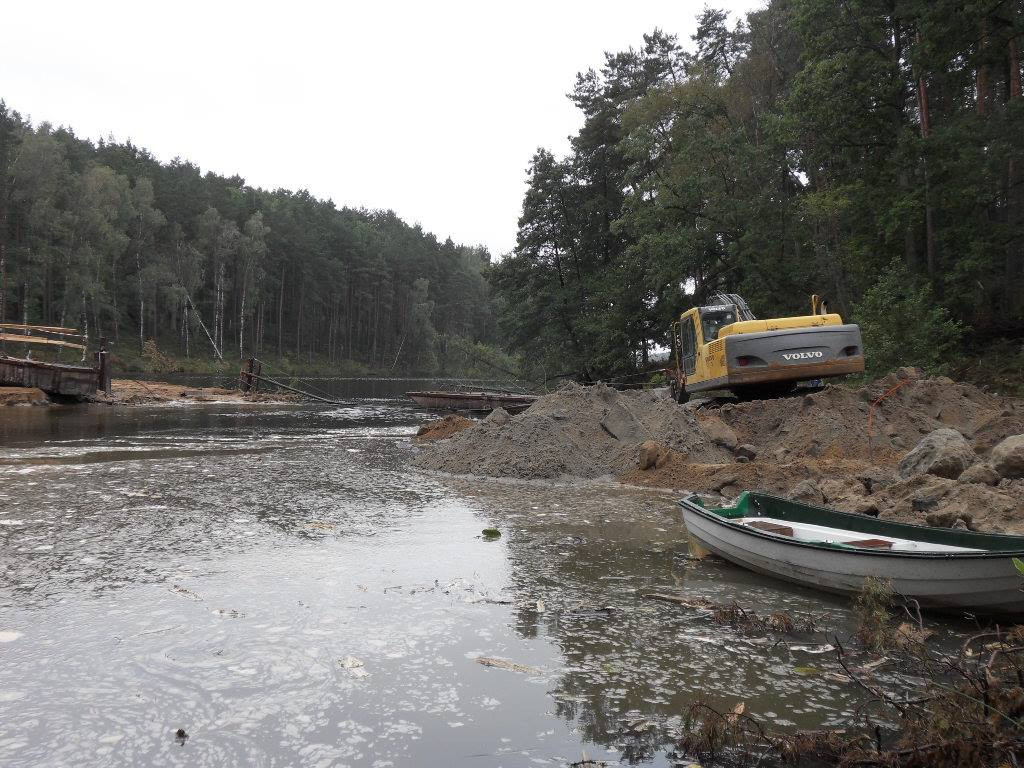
xmin=0 ymin=386 xmax=49 ymax=406
xmin=415 ymin=414 xmax=475 ymax=442
xmin=92 ymin=379 xmax=296 ymax=406
xmin=413 ymin=369 xmax=1024 ymax=533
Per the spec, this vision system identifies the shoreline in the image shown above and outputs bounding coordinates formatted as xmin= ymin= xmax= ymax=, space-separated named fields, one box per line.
xmin=0 ymin=379 xmax=298 ymax=407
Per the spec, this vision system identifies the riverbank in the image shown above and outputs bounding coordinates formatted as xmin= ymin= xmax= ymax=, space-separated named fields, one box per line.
xmin=412 ymin=368 xmax=1024 ymax=533
xmin=0 ymin=379 xmax=297 ymax=407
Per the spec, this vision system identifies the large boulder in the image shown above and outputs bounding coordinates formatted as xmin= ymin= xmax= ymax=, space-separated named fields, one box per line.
xmin=992 ymin=435 xmax=1024 ymax=479
xmin=637 ymin=440 xmax=669 ymax=471
xmin=789 ymin=479 xmax=825 ymax=505
xmin=898 ymin=428 xmax=976 ymax=480
xmin=699 ymin=414 xmax=738 ymax=451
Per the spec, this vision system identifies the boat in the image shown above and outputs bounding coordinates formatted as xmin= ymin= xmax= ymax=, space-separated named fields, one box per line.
xmin=679 ymin=491 xmax=1024 ymax=615
xmin=406 ymin=390 xmax=537 ymax=414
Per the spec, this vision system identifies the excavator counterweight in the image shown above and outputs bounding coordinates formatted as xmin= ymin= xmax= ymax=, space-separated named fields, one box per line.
xmin=668 ymin=293 xmax=865 ymax=402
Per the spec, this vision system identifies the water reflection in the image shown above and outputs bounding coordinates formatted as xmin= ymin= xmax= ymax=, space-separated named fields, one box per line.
xmin=0 ymin=399 xmax=968 ymax=766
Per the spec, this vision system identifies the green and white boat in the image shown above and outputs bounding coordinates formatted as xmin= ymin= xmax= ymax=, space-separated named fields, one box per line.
xmin=680 ymin=491 xmax=1024 ymax=615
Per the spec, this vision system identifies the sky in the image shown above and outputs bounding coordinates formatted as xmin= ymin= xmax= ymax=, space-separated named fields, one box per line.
xmin=1 ymin=0 xmax=760 ymax=257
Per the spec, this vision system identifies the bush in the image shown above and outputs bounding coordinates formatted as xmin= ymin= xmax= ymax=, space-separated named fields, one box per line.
xmin=852 ymin=260 xmax=965 ymax=378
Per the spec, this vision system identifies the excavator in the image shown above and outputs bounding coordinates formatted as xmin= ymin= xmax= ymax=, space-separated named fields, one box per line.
xmin=668 ymin=293 xmax=865 ymax=402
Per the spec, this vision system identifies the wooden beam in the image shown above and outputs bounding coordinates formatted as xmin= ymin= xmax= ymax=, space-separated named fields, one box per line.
xmin=0 ymin=323 xmax=82 ymax=334
xmin=0 ymin=333 xmax=86 ymax=351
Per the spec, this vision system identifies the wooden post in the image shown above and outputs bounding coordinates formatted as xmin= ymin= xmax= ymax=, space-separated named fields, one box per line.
xmin=96 ymin=337 xmax=111 ymax=394
xmin=239 ymin=357 xmax=255 ymax=392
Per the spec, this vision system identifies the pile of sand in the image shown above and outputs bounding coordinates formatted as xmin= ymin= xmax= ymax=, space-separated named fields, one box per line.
xmin=413 ymin=382 xmax=731 ymax=479
xmin=412 ymin=369 xmax=1024 ymax=532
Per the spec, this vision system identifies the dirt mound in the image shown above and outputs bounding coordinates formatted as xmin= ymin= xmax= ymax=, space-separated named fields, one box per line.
xmin=415 ymin=415 xmax=475 ymax=442
xmin=412 ymin=371 xmax=1024 ymax=531
xmin=412 ymin=382 xmax=730 ymax=479
xmin=706 ymin=368 xmax=1024 ymax=466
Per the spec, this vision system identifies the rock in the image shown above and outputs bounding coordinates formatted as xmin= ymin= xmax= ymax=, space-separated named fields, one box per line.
xmin=959 ymin=463 xmax=1000 ymax=486
xmin=734 ymin=443 xmax=757 ymax=461
xmin=992 ymin=435 xmax=1024 ymax=478
xmin=712 ymin=471 xmax=740 ymax=493
xmin=789 ymin=479 xmax=825 ymax=504
xmin=637 ymin=440 xmax=669 ymax=471
xmin=600 ymin=402 xmax=642 ymax=443
xmin=485 ymin=407 xmax=510 ymax=426
xmin=898 ymin=428 xmax=976 ymax=480
xmin=925 ymin=510 xmax=972 ymax=528
xmin=700 ymin=415 xmax=737 ymax=451
xmin=857 ymin=467 xmax=893 ymax=494
xmin=851 ymin=499 xmax=880 ymax=517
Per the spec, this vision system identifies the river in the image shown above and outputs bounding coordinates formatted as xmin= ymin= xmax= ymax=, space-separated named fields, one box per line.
xmin=0 ymin=388 xmax=875 ymax=767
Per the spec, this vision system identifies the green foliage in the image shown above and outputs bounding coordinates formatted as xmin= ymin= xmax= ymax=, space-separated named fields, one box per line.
xmin=492 ymin=2 xmax=1024 ymax=381
xmin=852 ymin=260 xmax=965 ymax=377
xmin=0 ymin=102 xmax=499 ymax=376
xmin=853 ymin=577 xmax=894 ymax=655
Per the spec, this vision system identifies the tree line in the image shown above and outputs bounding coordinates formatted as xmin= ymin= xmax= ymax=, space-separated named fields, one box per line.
xmin=0 ymin=104 xmax=501 ymax=374
xmin=493 ymin=0 xmax=1023 ymax=380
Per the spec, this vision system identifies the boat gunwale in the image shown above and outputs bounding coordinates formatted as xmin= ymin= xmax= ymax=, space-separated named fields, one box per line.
xmin=680 ymin=492 xmax=1024 ymax=560
xmin=406 ymin=390 xmax=536 ymax=401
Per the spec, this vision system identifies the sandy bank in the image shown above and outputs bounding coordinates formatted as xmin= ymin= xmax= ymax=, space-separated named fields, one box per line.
xmin=0 ymin=380 xmax=297 ymax=407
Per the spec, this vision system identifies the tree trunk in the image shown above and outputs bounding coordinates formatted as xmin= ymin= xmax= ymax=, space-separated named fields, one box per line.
xmin=916 ymin=29 xmax=936 ymax=280
xmin=977 ymin=19 xmax=990 ymax=116
xmin=277 ymin=268 xmax=285 ymax=359
xmin=136 ymin=253 xmax=144 ymax=352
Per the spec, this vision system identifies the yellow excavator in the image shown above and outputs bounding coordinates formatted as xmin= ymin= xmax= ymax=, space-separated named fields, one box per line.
xmin=668 ymin=293 xmax=865 ymax=402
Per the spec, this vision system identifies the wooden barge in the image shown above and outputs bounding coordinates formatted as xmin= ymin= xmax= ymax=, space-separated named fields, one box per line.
xmin=406 ymin=390 xmax=537 ymax=414
xmin=0 ymin=324 xmax=109 ymax=399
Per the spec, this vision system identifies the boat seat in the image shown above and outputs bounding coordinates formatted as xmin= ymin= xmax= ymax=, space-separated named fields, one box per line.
xmin=747 ymin=520 xmax=795 ymax=537
xmin=844 ymin=538 xmax=893 ymax=549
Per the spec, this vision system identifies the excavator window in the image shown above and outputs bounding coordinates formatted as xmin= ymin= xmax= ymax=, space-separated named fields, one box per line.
xmin=699 ymin=308 xmax=735 ymax=344
xmin=680 ymin=316 xmax=698 ymax=375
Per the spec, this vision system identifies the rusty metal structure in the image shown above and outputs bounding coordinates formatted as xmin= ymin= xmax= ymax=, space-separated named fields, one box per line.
xmin=0 ymin=325 xmax=109 ymax=399
xmin=406 ymin=390 xmax=537 ymax=414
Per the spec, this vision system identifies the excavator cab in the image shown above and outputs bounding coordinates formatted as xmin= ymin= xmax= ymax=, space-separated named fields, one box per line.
xmin=669 ymin=293 xmax=864 ymax=402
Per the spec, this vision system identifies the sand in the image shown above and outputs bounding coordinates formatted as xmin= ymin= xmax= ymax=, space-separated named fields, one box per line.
xmin=412 ymin=369 xmax=1024 ymax=532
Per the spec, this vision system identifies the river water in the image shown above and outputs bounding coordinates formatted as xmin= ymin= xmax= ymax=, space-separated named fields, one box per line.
xmin=0 ymin=391 xmax=878 ymax=767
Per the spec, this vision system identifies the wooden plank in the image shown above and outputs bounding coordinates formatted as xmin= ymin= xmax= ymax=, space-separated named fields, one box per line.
xmin=747 ymin=520 xmax=795 ymax=537
xmin=846 ymin=538 xmax=894 ymax=549
xmin=0 ymin=333 xmax=86 ymax=351
xmin=0 ymin=323 xmax=81 ymax=334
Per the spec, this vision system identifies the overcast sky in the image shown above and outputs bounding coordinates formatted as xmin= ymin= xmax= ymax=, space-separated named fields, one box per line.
xmin=2 ymin=0 xmax=760 ymax=256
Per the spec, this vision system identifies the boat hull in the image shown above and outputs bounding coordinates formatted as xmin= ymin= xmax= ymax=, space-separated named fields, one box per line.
xmin=406 ymin=391 xmax=536 ymax=414
xmin=681 ymin=502 xmax=1024 ymax=615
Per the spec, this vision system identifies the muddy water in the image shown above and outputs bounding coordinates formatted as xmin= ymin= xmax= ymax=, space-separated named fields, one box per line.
xmin=1 ymin=398 xmax=868 ymax=767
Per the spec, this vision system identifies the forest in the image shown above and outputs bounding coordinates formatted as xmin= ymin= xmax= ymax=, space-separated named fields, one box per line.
xmin=493 ymin=0 xmax=1024 ymax=386
xmin=0 ymin=106 xmax=502 ymax=376
xmin=1 ymin=0 xmax=1022 ymax=387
